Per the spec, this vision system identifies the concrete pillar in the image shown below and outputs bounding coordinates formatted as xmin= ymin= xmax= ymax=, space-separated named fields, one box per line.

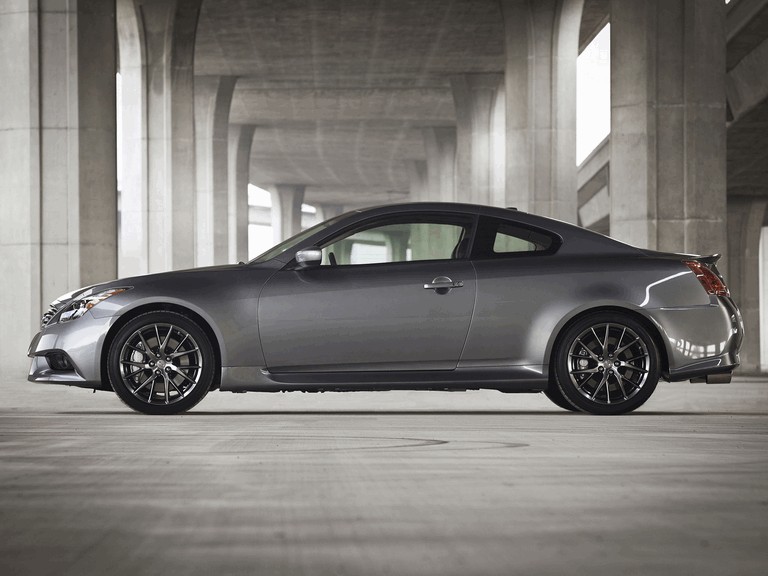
xmin=117 ymin=0 xmax=147 ymax=278
xmin=727 ymin=196 xmax=767 ymax=373
xmin=407 ymin=160 xmax=429 ymax=203
xmin=422 ymin=127 xmax=457 ymax=202
xmin=500 ymin=0 xmax=582 ymax=221
xmin=490 ymin=82 xmax=506 ymax=208
xmin=318 ymin=204 xmax=345 ymax=221
xmin=271 ymin=185 xmax=305 ymax=242
xmin=228 ymin=124 xmax=255 ymax=264
xmin=451 ymin=74 xmax=503 ymax=206
xmin=138 ymin=0 xmax=202 ymax=272
xmin=0 ymin=0 xmax=117 ymax=375
xmin=194 ymin=76 xmax=236 ymax=266
xmin=610 ymin=0 xmax=727 ymax=255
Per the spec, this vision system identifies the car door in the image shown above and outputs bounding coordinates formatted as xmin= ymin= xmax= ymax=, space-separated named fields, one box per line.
xmin=459 ymin=215 xmax=562 ymax=368
xmin=257 ymin=213 xmax=477 ymax=373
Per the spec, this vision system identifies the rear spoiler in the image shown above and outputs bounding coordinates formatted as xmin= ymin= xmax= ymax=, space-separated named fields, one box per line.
xmin=694 ymin=253 xmax=721 ymax=265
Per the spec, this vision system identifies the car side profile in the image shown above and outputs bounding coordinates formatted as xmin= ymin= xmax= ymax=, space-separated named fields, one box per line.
xmin=28 ymin=202 xmax=743 ymax=415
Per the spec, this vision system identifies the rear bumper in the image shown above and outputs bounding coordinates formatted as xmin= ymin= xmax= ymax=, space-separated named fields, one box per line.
xmin=647 ymin=296 xmax=743 ymax=382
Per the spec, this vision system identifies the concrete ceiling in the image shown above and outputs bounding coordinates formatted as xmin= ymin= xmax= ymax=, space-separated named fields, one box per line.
xmin=195 ymin=0 xmax=505 ymax=206
xmin=195 ymin=0 xmax=768 ymax=209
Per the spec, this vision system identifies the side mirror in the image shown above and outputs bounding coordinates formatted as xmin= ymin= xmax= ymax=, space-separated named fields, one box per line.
xmin=295 ymin=248 xmax=322 ymax=268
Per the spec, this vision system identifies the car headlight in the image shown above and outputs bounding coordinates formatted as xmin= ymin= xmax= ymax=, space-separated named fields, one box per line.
xmin=59 ymin=287 xmax=131 ymax=323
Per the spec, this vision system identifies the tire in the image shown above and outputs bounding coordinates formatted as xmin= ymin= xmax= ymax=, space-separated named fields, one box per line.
xmin=553 ymin=312 xmax=660 ymax=415
xmin=543 ymin=386 xmax=580 ymax=412
xmin=107 ymin=311 xmax=216 ymax=415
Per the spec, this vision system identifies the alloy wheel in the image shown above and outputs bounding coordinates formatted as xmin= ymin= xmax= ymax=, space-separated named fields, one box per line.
xmin=118 ymin=323 xmax=203 ymax=407
xmin=566 ymin=322 xmax=650 ymax=406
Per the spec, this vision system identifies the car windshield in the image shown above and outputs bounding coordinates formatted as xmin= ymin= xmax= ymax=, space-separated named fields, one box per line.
xmin=249 ymin=213 xmax=350 ymax=263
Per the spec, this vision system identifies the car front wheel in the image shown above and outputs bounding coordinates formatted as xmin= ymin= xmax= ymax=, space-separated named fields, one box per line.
xmin=553 ymin=313 xmax=660 ymax=415
xmin=107 ymin=311 xmax=216 ymax=415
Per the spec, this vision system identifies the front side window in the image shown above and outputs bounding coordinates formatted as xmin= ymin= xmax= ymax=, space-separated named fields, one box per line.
xmin=320 ymin=216 xmax=473 ymax=266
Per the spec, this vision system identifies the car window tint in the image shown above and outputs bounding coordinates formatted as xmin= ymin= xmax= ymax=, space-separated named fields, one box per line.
xmin=321 ymin=221 xmax=467 ymax=266
xmin=493 ymin=222 xmax=553 ymax=254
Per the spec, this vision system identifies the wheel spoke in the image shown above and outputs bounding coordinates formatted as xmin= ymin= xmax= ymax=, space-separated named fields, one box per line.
xmin=575 ymin=371 xmax=598 ymax=390
xmin=591 ymin=373 xmax=609 ymax=399
xmin=154 ymin=325 xmax=162 ymax=351
xmin=621 ymin=364 xmax=648 ymax=374
xmin=575 ymin=338 xmax=599 ymax=361
xmin=619 ymin=373 xmax=641 ymax=391
xmin=172 ymin=334 xmax=189 ymax=354
xmin=614 ymin=338 xmax=640 ymax=356
xmin=615 ymin=327 xmax=626 ymax=355
xmin=125 ymin=343 xmax=147 ymax=356
xmin=616 ymin=373 xmax=629 ymax=400
xmin=176 ymin=370 xmax=197 ymax=386
xmin=164 ymin=376 xmax=170 ymax=405
xmin=133 ymin=373 xmax=155 ymax=395
xmin=591 ymin=327 xmax=605 ymax=352
xmin=125 ymin=367 xmax=145 ymax=379
xmin=122 ymin=360 xmax=148 ymax=368
xmin=170 ymin=347 xmax=199 ymax=360
xmin=571 ymin=368 xmax=599 ymax=375
xmin=138 ymin=331 xmax=153 ymax=355
xmin=603 ymin=323 xmax=610 ymax=355
xmin=147 ymin=378 xmax=156 ymax=403
xmin=169 ymin=379 xmax=185 ymax=397
xmin=160 ymin=326 xmax=173 ymax=354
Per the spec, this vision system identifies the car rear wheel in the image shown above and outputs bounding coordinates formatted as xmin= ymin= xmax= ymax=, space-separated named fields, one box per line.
xmin=107 ymin=311 xmax=215 ymax=415
xmin=553 ymin=313 xmax=660 ymax=415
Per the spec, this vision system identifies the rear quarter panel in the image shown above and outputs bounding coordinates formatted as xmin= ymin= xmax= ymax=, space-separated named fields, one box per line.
xmin=459 ymin=254 xmax=706 ymax=369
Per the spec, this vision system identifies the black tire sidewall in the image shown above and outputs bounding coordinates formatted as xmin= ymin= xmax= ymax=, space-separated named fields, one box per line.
xmin=107 ymin=311 xmax=216 ymax=415
xmin=553 ymin=313 xmax=660 ymax=415
xmin=543 ymin=386 xmax=580 ymax=412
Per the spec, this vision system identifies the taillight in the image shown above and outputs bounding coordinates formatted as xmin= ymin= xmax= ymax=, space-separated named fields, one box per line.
xmin=684 ymin=261 xmax=730 ymax=297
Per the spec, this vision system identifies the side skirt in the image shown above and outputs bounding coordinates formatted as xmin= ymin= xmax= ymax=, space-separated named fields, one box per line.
xmin=220 ymin=366 xmax=548 ymax=393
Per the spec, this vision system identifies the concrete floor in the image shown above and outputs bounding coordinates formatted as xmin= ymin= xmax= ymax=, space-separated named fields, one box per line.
xmin=1 ymin=377 xmax=767 ymax=576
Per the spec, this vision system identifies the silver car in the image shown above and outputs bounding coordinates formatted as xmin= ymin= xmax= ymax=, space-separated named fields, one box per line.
xmin=28 ymin=203 xmax=743 ymax=415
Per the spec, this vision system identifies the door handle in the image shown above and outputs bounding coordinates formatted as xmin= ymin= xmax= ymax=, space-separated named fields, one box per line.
xmin=424 ymin=276 xmax=464 ymax=292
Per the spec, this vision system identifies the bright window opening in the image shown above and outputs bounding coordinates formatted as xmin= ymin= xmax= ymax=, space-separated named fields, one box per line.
xmin=577 ymin=24 xmax=611 ymax=165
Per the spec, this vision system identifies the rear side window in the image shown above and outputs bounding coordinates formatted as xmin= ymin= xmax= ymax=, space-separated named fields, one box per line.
xmin=473 ymin=216 xmax=559 ymax=259
xmin=493 ymin=222 xmax=553 ymax=254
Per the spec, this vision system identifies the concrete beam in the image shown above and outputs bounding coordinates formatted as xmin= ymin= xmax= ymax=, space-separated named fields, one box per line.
xmin=727 ymin=35 xmax=768 ymax=123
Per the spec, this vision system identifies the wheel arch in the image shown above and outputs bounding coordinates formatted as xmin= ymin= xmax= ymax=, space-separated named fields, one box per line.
xmin=100 ymin=303 xmax=223 ymax=391
xmin=545 ymin=306 xmax=671 ymax=382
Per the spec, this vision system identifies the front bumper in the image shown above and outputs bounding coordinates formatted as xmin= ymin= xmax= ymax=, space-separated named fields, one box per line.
xmin=27 ymin=312 xmax=115 ymax=390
